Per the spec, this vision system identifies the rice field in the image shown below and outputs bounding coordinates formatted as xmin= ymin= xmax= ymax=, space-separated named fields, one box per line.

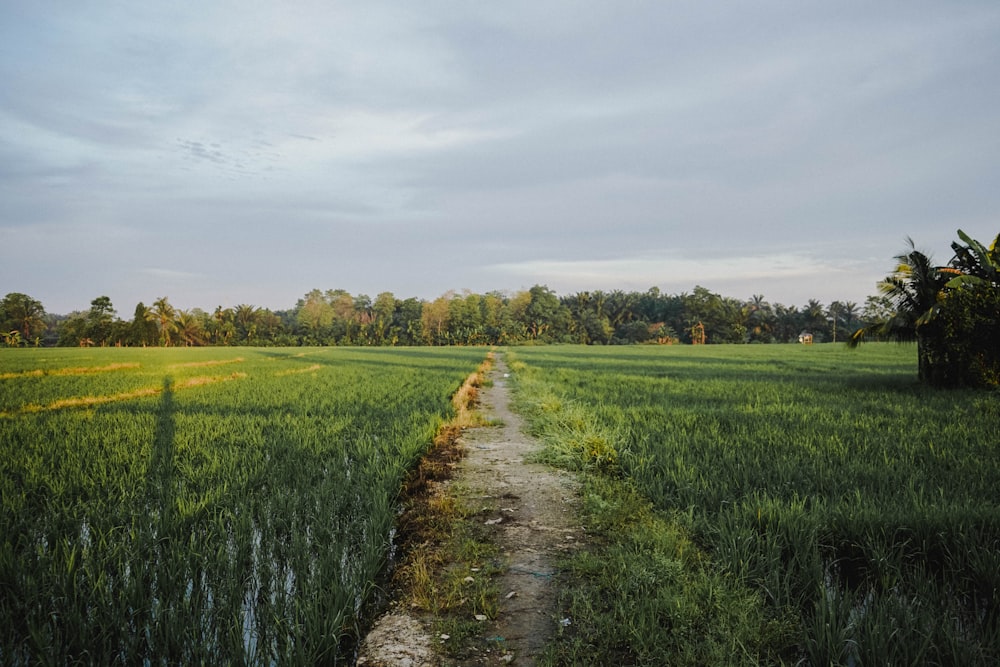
xmin=510 ymin=343 xmax=1000 ymax=665
xmin=0 ymin=346 xmax=487 ymax=664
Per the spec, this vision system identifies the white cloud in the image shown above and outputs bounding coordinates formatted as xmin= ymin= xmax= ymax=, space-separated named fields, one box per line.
xmin=2 ymin=1 xmax=999 ymax=313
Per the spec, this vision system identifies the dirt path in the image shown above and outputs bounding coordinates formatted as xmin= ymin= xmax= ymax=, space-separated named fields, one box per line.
xmin=358 ymin=352 xmax=580 ymax=666
xmin=456 ymin=355 xmax=580 ymax=665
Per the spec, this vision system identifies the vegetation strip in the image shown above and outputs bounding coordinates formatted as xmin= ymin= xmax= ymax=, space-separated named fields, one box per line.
xmin=167 ymin=357 xmax=244 ymax=368
xmin=274 ymin=364 xmax=321 ymax=376
xmin=5 ymin=373 xmax=247 ymax=416
xmin=0 ymin=362 xmax=140 ymax=380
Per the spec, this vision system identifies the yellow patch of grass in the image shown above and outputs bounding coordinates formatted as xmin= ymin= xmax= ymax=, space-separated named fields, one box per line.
xmin=175 ymin=372 xmax=247 ymax=389
xmin=3 ymin=372 xmax=247 ymax=417
xmin=275 ymin=364 xmax=321 ymax=376
xmin=168 ymin=357 xmax=244 ymax=369
xmin=0 ymin=362 xmax=140 ymax=380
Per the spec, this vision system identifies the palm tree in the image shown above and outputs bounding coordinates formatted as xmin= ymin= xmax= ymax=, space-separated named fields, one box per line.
xmin=175 ymin=310 xmax=206 ymax=346
xmin=745 ymin=294 xmax=773 ymax=342
xmin=234 ymin=304 xmax=259 ymax=343
xmin=152 ymin=297 xmax=177 ymax=347
xmin=841 ymin=301 xmax=859 ymax=333
xmin=848 ymin=238 xmax=949 ymax=381
xmin=210 ymin=306 xmax=236 ymax=345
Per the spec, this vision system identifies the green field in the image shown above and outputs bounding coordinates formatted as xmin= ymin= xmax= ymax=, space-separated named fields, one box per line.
xmin=510 ymin=344 xmax=1000 ymax=665
xmin=0 ymin=347 xmax=486 ymax=664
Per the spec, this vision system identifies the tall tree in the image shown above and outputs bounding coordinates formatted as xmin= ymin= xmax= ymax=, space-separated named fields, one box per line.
xmin=849 ymin=238 xmax=950 ymax=382
xmin=234 ymin=304 xmax=260 ymax=344
xmin=131 ymin=302 xmax=159 ymax=347
xmin=421 ymin=292 xmax=453 ymax=345
xmin=86 ymin=296 xmax=116 ymax=346
xmin=372 ymin=292 xmax=397 ymax=345
xmin=296 ymin=290 xmax=334 ymax=343
xmin=1 ymin=292 xmax=47 ymax=341
xmin=175 ymin=310 xmax=206 ymax=346
xmin=519 ymin=285 xmax=569 ymax=342
xmin=152 ymin=297 xmax=177 ymax=347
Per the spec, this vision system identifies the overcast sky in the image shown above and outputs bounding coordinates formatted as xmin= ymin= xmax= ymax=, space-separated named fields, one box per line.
xmin=2 ymin=1 xmax=999 ymax=315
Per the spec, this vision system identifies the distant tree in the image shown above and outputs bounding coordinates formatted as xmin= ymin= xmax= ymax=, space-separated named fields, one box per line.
xmin=518 ymin=285 xmax=570 ymax=342
xmin=802 ymin=299 xmax=827 ymax=340
xmin=175 ymin=310 xmax=207 ymax=346
xmin=296 ymin=289 xmax=334 ymax=342
xmin=682 ymin=286 xmax=736 ymax=343
xmin=770 ymin=303 xmax=800 ymax=342
xmin=372 ymin=292 xmax=397 ymax=345
xmin=860 ymin=295 xmax=894 ymax=325
xmin=395 ymin=297 xmax=424 ymax=345
xmin=234 ymin=304 xmax=260 ymax=344
xmin=481 ymin=292 xmax=512 ymax=344
xmin=563 ymin=291 xmax=614 ymax=344
xmin=745 ymin=294 xmax=774 ymax=343
xmin=57 ymin=312 xmax=89 ymax=346
xmin=210 ymin=306 xmax=236 ymax=346
xmin=841 ymin=301 xmax=858 ymax=334
xmin=131 ymin=302 xmax=159 ymax=347
xmin=446 ymin=292 xmax=483 ymax=345
xmin=421 ymin=292 xmax=453 ymax=345
xmin=1 ymin=292 xmax=47 ymax=341
xmin=327 ymin=290 xmax=357 ymax=343
xmin=86 ymin=296 xmax=116 ymax=346
xmin=253 ymin=309 xmax=284 ymax=345
xmin=152 ymin=297 xmax=177 ymax=346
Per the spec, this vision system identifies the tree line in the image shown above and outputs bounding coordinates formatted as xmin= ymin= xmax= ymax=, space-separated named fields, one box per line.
xmin=3 ymin=229 xmax=997 ymax=387
xmin=2 ymin=285 xmax=885 ymax=350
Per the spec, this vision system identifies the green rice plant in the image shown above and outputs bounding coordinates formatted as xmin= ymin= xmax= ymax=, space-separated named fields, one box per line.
xmin=0 ymin=346 xmax=487 ymax=664
xmin=511 ymin=344 xmax=1000 ymax=664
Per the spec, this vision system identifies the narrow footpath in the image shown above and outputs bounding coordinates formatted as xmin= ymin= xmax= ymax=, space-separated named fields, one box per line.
xmin=358 ymin=353 xmax=581 ymax=666
xmin=457 ymin=355 xmax=581 ymax=665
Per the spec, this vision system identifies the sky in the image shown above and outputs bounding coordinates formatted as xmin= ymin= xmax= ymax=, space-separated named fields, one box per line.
xmin=2 ymin=1 xmax=999 ymax=315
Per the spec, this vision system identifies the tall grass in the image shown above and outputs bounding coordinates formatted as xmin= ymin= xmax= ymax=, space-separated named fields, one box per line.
xmin=0 ymin=346 xmax=486 ymax=664
xmin=510 ymin=344 xmax=1000 ymax=664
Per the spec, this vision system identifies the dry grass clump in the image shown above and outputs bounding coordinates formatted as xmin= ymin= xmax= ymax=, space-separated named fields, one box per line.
xmin=168 ymin=357 xmax=244 ymax=369
xmin=6 ymin=372 xmax=247 ymax=417
xmin=0 ymin=363 xmax=140 ymax=380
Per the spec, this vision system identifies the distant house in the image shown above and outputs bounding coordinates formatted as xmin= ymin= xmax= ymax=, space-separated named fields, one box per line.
xmin=798 ymin=332 xmax=813 ymax=344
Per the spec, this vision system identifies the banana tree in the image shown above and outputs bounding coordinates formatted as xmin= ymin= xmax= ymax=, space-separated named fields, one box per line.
xmin=945 ymin=229 xmax=1000 ymax=289
xmin=2 ymin=330 xmax=22 ymax=347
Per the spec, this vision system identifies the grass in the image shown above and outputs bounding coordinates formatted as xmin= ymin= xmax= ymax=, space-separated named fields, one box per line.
xmin=0 ymin=346 xmax=488 ymax=664
xmin=509 ymin=343 xmax=1000 ymax=665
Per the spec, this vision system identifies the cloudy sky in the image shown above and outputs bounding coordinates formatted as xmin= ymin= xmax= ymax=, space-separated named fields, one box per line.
xmin=2 ymin=1 xmax=999 ymax=315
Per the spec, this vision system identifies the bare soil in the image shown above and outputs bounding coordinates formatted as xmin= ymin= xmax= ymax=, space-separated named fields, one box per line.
xmin=358 ymin=353 xmax=580 ymax=666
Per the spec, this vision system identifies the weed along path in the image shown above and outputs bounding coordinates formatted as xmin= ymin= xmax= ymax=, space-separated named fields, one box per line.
xmin=359 ymin=352 xmax=581 ymax=666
